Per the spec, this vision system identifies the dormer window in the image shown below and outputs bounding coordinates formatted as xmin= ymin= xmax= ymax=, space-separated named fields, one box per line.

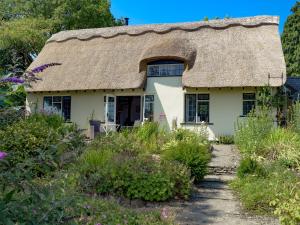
xmin=147 ymin=60 xmax=184 ymax=77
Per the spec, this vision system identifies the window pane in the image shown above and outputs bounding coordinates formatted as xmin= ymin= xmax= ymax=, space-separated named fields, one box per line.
xmin=53 ymin=96 xmax=62 ymax=102
xmin=62 ymin=96 xmax=71 ymax=121
xmin=197 ymin=101 xmax=209 ymax=122
xmin=198 ymin=94 xmax=209 ymax=101
xmin=148 ymin=65 xmax=159 ymax=76
xmin=243 ymin=101 xmax=255 ymax=116
xmin=43 ymin=96 xmax=52 ymax=111
xmin=147 ymin=63 xmax=184 ymax=77
xmin=144 ymin=102 xmax=154 ymax=121
xmin=107 ymin=97 xmax=115 ymax=122
xmin=243 ymin=93 xmax=255 ymax=100
xmin=145 ymin=95 xmax=154 ymax=102
xmin=52 ymin=102 xmax=62 ymax=115
xmin=185 ymin=94 xmax=196 ymax=122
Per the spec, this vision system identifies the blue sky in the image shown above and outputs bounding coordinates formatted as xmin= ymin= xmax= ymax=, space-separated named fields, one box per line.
xmin=111 ymin=0 xmax=297 ymax=33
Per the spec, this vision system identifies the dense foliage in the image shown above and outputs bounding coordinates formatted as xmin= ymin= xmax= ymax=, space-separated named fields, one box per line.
xmin=78 ymin=124 xmax=210 ymax=201
xmin=233 ymin=106 xmax=300 ymax=225
xmin=0 ymin=118 xmax=209 ymax=224
xmin=0 ymin=117 xmax=172 ymax=225
xmin=162 ymin=129 xmax=211 ymax=182
xmin=282 ymin=1 xmax=300 ymax=76
xmin=0 ymin=0 xmax=123 ymax=75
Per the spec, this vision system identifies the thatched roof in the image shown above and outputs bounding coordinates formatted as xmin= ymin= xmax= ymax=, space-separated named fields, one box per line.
xmin=27 ymin=16 xmax=286 ymax=92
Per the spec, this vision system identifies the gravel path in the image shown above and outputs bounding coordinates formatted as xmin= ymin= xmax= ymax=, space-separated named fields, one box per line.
xmin=174 ymin=145 xmax=279 ymax=225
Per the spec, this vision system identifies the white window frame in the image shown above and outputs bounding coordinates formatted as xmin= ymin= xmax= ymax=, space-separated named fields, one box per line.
xmin=143 ymin=94 xmax=154 ymax=121
xmin=147 ymin=63 xmax=184 ymax=77
xmin=43 ymin=96 xmax=71 ymax=121
xmin=105 ymin=94 xmax=116 ymax=124
xmin=242 ymin=93 xmax=256 ymax=116
xmin=185 ymin=93 xmax=210 ymax=123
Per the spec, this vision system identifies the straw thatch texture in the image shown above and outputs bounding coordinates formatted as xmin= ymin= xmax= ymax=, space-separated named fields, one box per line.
xmin=27 ymin=16 xmax=286 ymax=92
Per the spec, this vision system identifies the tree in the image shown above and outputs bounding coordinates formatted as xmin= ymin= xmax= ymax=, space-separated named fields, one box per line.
xmin=0 ymin=0 xmax=122 ymax=74
xmin=282 ymin=1 xmax=300 ymax=76
xmin=0 ymin=18 xmax=53 ymax=74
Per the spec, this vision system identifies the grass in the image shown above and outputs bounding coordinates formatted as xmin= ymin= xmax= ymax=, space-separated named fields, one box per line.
xmin=232 ymin=106 xmax=300 ymax=224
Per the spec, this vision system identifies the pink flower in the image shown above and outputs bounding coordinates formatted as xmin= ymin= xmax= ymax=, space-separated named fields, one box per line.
xmin=0 ymin=152 xmax=7 ymax=160
xmin=160 ymin=207 xmax=169 ymax=220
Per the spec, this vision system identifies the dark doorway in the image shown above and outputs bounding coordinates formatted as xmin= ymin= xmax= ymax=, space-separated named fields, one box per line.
xmin=116 ymin=96 xmax=141 ymax=127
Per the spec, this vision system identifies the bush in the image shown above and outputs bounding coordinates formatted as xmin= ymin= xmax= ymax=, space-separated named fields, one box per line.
xmin=235 ymin=107 xmax=273 ymax=155
xmin=218 ymin=135 xmax=234 ymax=144
xmin=231 ymin=163 xmax=300 ymax=214
xmin=0 ymin=176 xmax=169 ymax=225
xmin=262 ymin=128 xmax=300 ymax=169
xmin=78 ymin=150 xmax=191 ymax=201
xmin=237 ymin=158 xmax=265 ymax=178
xmin=162 ymin=129 xmax=211 ymax=183
xmin=135 ymin=122 xmax=170 ymax=154
xmin=272 ymin=189 xmax=300 ymax=225
xmin=0 ymin=113 xmax=85 ymax=178
xmin=0 ymin=108 xmax=24 ymax=130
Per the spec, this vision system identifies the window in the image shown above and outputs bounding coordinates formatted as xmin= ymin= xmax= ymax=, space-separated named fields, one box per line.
xmin=147 ymin=60 xmax=184 ymax=77
xmin=185 ymin=94 xmax=209 ymax=123
xmin=243 ymin=93 xmax=256 ymax=116
xmin=144 ymin=95 xmax=154 ymax=121
xmin=43 ymin=96 xmax=71 ymax=121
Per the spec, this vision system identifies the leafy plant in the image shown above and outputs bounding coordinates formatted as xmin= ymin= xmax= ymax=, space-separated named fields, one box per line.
xmin=78 ymin=150 xmax=191 ymax=201
xmin=162 ymin=129 xmax=211 ymax=183
xmin=235 ymin=107 xmax=273 ymax=155
xmin=218 ymin=135 xmax=234 ymax=144
xmin=237 ymin=158 xmax=265 ymax=178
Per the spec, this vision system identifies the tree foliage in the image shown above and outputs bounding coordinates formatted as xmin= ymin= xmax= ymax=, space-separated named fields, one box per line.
xmin=0 ymin=0 xmax=122 ymax=75
xmin=282 ymin=1 xmax=300 ymax=76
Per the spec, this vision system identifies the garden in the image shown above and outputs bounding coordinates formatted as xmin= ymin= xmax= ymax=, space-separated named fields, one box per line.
xmin=232 ymin=99 xmax=300 ymax=225
xmin=0 ymin=110 xmax=211 ymax=224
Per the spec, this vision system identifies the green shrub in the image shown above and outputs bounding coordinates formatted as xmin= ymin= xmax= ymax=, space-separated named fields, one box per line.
xmin=272 ymin=188 xmax=300 ymax=225
xmin=218 ymin=135 xmax=234 ymax=144
xmin=235 ymin=107 xmax=273 ymax=155
xmin=78 ymin=150 xmax=191 ymax=201
xmin=162 ymin=129 xmax=211 ymax=183
xmin=135 ymin=122 xmax=170 ymax=154
xmin=231 ymin=163 xmax=300 ymax=214
xmin=262 ymin=128 xmax=300 ymax=170
xmin=237 ymin=158 xmax=265 ymax=178
xmin=289 ymin=101 xmax=300 ymax=134
xmin=0 ymin=177 xmax=169 ymax=225
xmin=0 ymin=114 xmax=85 ymax=178
xmin=0 ymin=108 xmax=24 ymax=130
xmin=0 ymin=116 xmax=60 ymax=164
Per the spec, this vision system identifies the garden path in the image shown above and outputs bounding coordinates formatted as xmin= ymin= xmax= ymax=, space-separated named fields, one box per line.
xmin=173 ymin=144 xmax=279 ymax=225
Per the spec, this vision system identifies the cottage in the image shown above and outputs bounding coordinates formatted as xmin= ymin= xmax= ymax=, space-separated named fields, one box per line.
xmin=26 ymin=16 xmax=286 ymax=139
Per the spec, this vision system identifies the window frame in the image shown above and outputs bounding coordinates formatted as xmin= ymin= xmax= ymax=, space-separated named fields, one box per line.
xmin=184 ymin=93 xmax=210 ymax=123
xmin=143 ymin=94 xmax=154 ymax=121
xmin=242 ymin=93 xmax=256 ymax=116
xmin=147 ymin=61 xmax=185 ymax=77
xmin=43 ymin=96 xmax=71 ymax=121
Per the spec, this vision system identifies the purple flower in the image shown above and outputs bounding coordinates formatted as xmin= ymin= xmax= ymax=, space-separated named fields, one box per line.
xmin=1 ymin=77 xmax=25 ymax=84
xmin=31 ymin=63 xmax=61 ymax=74
xmin=0 ymin=152 xmax=8 ymax=160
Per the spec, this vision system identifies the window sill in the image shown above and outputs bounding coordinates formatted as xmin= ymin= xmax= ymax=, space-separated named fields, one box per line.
xmin=180 ymin=122 xmax=214 ymax=126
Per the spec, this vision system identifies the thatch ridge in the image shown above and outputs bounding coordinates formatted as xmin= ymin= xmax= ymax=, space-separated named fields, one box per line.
xmin=48 ymin=16 xmax=279 ymax=43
